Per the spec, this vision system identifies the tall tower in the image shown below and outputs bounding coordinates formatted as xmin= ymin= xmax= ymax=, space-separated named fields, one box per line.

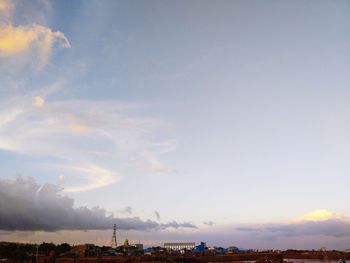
xmin=111 ymin=224 xmax=117 ymax=248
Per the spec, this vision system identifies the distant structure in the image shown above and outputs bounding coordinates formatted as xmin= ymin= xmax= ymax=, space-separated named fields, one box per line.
xmin=227 ymin=246 xmax=240 ymax=253
xmin=111 ymin=224 xmax=117 ymax=248
xmin=124 ymin=238 xmax=129 ymax=247
xmin=164 ymin=242 xmax=195 ymax=251
xmin=120 ymin=238 xmax=143 ymax=255
xmin=135 ymin=243 xmax=143 ymax=252
xmin=193 ymin=242 xmax=207 ymax=253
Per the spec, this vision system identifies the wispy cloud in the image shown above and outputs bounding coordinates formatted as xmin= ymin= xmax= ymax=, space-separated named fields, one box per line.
xmin=0 ymin=92 xmax=176 ymax=192
xmin=117 ymin=206 xmax=133 ymax=215
xmin=155 ymin=211 xmax=161 ymax=221
xmin=0 ymin=177 xmax=196 ymax=231
xmin=63 ymin=164 xmax=119 ymax=193
xmin=203 ymin=221 xmax=215 ymax=226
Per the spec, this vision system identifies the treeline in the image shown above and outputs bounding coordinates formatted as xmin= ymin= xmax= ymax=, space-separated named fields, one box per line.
xmin=282 ymin=250 xmax=350 ymax=260
xmin=0 ymin=242 xmax=71 ymax=260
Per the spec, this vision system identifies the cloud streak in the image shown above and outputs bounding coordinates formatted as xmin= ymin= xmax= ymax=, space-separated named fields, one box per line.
xmin=63 ymin=164 xmax=119 ymax=193
xmin=0 ymin=92 xmax=176 ymax=192
xmin=203 ymin=221 xmax=215 ymax=226
xmin=155 ymin=211 xmax=161 ymax=221
xmin=0 ymin=177 xmax=196 ymax=232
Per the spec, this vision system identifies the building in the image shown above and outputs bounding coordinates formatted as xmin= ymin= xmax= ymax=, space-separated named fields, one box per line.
xmin=227 ymin=246 xmax=239 ymax=253
xmin=135 ymin=244 xmax=143 ymax=252
xmin=118 ymin=239 xmax=144 ymax=255
xmin=104 ymin=248 xmax=123 ymax=256
xmin=214 ymin=247 xmax=228 ymax=254
xmin=71 ymin=244 xmax=98 ymax=257
xmin=193 ymin=242 xmax=207 ymax=253
xmin=164 ymin=242 xmax=195 ymax=251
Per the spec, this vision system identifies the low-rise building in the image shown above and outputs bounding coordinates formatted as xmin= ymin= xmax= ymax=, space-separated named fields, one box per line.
xmin=71 ymin=244 xmax=97 ymax=257
xmin=144 ymin=248 xmax=155 ymax=255
xmin=164 ymin=242 xmax=195 ymax=251
xmin=135 ymin=244 xmax=143 ymax=252
xmin=227 ymin=246 xmax=239 ymax=253
xmin=193 ymin=242 xmax=207 ymax=253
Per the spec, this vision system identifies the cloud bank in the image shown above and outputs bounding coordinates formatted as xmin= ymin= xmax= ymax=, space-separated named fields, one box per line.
xmin=237 ymin=209 xmax=350 ymax=239
xmin=0 ymin=177 xmax=196 ymax=232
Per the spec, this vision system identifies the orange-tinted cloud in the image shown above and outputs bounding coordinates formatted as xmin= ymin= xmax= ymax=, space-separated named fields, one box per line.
xmin=0 ymin=0 xmax=11 ymax=24
xmin=0 ymin=0 xmax=70 ymax=68
xmin=0 ymin=24 xmax=70 ymax=67
xmin=0 ymin=0 xmax=10 ymax=11
xmin=298 ymin=209 xmax=334 ymax=222
xmin=32 ymin=96 xmax=45 ymax=108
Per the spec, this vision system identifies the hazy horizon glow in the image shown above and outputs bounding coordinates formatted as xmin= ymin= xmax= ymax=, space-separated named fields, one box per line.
xmin=0 ymin=0 xmax=350 ymax=249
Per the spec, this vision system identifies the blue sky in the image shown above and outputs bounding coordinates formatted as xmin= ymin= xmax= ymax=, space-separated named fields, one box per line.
xmin=0 ymin=0 xmax=350 ymax=249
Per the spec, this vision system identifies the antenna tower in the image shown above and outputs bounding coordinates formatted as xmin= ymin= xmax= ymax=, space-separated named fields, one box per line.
xmin=111 ymin=224 xmax=117 ymax=248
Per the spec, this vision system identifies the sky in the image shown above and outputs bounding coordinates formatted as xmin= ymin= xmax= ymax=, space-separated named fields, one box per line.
xmin=0 ymin=0 xmax=350 ymax=250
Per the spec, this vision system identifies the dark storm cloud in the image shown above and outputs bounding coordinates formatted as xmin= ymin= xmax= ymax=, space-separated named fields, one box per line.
xmin=237 ymin=219 xmax=350 ymax=239
xmin=0 ymin=177 xmax=196 ymax=231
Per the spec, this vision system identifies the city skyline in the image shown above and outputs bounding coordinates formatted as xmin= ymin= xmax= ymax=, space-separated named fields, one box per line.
xmin=0 ymin=0 xmax=350 ymax=249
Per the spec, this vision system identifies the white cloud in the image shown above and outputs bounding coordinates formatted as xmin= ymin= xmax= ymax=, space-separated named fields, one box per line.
xmin=0 ymin=93 xmax=176 ymax=192
xmin=64 ymin=164 xmax=119 ymax=193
